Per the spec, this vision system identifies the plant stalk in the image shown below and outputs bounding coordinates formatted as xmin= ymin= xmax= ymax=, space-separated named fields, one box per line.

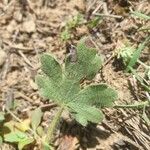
xmin=114 ymin=100 xmax=149 ymax=109
xmin=45 ymin=106 xmax=64 ymax=144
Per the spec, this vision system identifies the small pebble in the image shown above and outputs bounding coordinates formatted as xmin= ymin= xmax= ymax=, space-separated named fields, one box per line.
xmin=22 ymin=20 xmax=36 ymax=33
xmin=13 ymin=10 xmax=23 ymax=22
xmin=74 ymin=0 xmax=86 ymax=11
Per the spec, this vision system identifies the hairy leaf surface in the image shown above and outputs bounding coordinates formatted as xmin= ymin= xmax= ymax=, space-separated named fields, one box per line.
xmin=73 ymin=84 xmax=117 ymax=107
xmin=68 ymin=102 xmax=104 ymax=126
xmin=65 ymin=38 xmax=102 ymax=81
xmin=36 ymin=38 xmax=117 ymax=126
xmin=41 ymin=54 xmax=62 ymax=83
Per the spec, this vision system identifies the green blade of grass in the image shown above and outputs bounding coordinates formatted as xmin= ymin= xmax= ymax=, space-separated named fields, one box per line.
xmin=131 ymin=11 xmax=150 ymax=20
xmin=126 ymin=36 xmax=150 ymax=72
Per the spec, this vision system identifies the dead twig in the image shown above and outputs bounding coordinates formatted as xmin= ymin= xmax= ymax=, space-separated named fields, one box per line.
xmin=86 ymin=0 xmax=97 ymax=13
xmin=18 ymin=50 xmax=35 ymax=68
xmin=40 ymin=103 xmax=57 ymax=109
xmin=94 ymin=13 xmax=122 ymax=19
xmin=22 ymin=103 xmax=57 ymax=112
xmin=3 ymin=41 xmax=34 ymax=52
xmin=92 ymin=3 xmax=102 ymax=15
xmin=15 ymin=92 xmax=34 ymax=103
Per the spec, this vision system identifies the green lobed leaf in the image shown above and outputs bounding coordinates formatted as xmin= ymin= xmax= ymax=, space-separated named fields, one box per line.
xmin=68 ymin=102 xmax=104 ymax=126
xmin=65 ymin=37 xmax=102 ymax=81
xmin=36 ymin=75 xmax=80 ymax=103
xmin=4 ymin=131 xmax=34 ymax=150
xmin=36 ymin=37 xmax=117 ymax=126
xmin=74 ymin=114 xmax=88 ymax=126
xmin=87 ymin=54 xmax=102 ymax=80
xmin=31 ymin=108 xmax=43 ymax=131
xmin=40 ymin=54 xmax=62 ymax=83
xmin=36 ymin=75 xmax=60 ymax=102
xmin=57 ymin=78 xmax=80 ymax=103
xmin=4 ymin=131 xmax=29 ymax=143
xmin=73 ymin=84 xmax=117 ymax=108
xmin=18 ymin=138 xmax=34 ymax=150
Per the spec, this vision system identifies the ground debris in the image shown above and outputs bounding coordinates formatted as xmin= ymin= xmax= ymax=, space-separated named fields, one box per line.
xmin=0 ymin=50 xmax=7 ymax=66
xmin=0 ymin=0 xmax=150 ymax=149
xmin=22 ymin=20 xmax=36 ymax=33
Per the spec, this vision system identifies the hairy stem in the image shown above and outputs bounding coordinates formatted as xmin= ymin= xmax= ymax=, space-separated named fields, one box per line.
xmin=45 ymin=106 xmax=64 ymax=144
xmin=114 ymin=100 xmax=149 ymax=109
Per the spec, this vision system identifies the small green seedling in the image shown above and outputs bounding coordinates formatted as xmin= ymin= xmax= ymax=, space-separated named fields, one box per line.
xmin=117 ymin=36 xmax=150 ymax=91
xmin=61 ymin=13 xmax=84 ymax=41
xmin=117 ymin=36 xmax=150 ymax=72
xmin=0 ymin=106 xmax=50 ymax=149
xmin=36 ymin=37 xmax=117 ymax=144
xmin=0 ymin=111 xmax=34 ymax=150
xmin=116 ymin=35 xmax=150 ymax=125
xmin=66 ymin=13 xmax=84 ymax=29
xmin=87 ymin=16 xmax=102 ymax=29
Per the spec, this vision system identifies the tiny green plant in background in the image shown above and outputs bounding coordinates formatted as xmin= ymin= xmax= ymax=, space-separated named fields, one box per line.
xmin=116 ymin=35 xmax=150 ymax=125
xmin=87 ymin=16 xmax=102 ymax=29
xmin=118 ymin=10 xmax=150 ymax=91
xmin=36 ymin=37 xmax=117 ymax=145
xmin=0 ymin=105 xmax=52 ymax=149
xmin=0 ymin=110 xmax=34 ymax=150
xmin=61 ymin=13 xmax=84 ymax=41
xmin=117 ymin=10 xmax=150 ymax=123
xmin=117 ymin=36 xmax=150 ymax=91
xmin=60 ymin=14 xmax=103 ymax=41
